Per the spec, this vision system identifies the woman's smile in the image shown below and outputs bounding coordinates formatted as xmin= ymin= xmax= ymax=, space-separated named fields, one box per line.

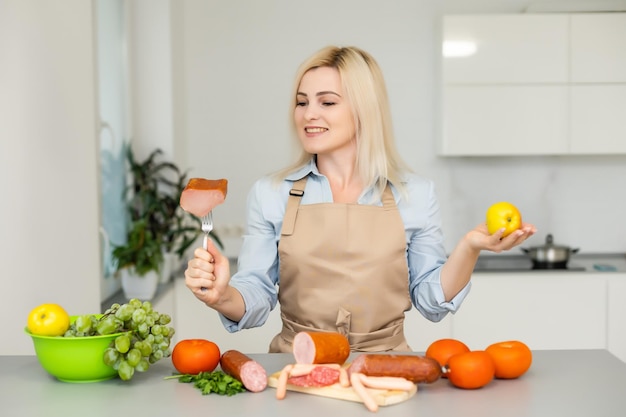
xmin=304 ymin=126 xmax=328 ymax=135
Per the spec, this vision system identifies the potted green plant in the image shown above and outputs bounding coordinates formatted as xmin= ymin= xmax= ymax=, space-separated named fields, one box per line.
xmin=112 ymin=145 xmax=221 ymax=298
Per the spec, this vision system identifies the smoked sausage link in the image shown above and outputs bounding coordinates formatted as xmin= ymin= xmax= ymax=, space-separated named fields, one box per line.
xmin=348 ymin=354 xmax=442 ymax=384
xmin=219 ymin=350 xmax=267 ymax=392
xmin=293 ymin=331 xmax=351 ymax=365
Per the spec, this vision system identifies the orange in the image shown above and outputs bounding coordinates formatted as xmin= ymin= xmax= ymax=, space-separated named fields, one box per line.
xmin=447 ymin=350 xmax=495 ymax=389
xmin=486 ymin=340 xmax=532 ymax=379
xmin=425 ymin=338 xmax=470 ymax=378
xmin=27 ymin=303 xmax=71 ymax=336
xmin=171 ymin=339 xmax=221 ymax=375
xmin=486 ymin=201 xmax=522 ymax=237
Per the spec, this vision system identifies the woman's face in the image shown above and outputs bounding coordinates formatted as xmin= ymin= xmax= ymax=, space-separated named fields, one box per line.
xmin=294 ymin=66 xmax=356 ymax=156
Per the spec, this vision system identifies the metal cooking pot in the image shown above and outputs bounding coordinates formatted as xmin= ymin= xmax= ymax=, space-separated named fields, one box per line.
xmin=521 ymin=234 xmax=580 ymax=269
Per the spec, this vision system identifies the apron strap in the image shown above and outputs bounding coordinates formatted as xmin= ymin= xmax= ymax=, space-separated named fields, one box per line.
xmin=282 ymin=179 xmax=395 ymax=234
xmin=281 ymin=177 xmax=308 ymax=236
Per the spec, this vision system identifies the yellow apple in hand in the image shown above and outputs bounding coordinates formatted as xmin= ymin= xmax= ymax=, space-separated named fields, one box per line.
xmin=27 ymin=303 xmax=70 ymax=336
xmin=486 ymin=202 xmax=522 ymax=237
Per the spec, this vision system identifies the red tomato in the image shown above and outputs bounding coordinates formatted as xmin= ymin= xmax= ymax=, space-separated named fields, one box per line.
xmin=171 ymin=339 xmax=221 ymax=375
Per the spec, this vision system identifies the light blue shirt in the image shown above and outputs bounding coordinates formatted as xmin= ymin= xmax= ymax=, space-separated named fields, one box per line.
xmin=220 ymin=159 xmax=471 ymax=332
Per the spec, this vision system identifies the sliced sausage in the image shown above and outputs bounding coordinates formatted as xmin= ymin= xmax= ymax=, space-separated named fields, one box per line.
xmin=292 ymin=331 xmax=350 ymax=365
xmin=219 ymin=350 xmax=267 ymax=392
xmin=348 ymin=354 xmax=442 ymax=384
xmin=180 ymin=178 xmax=228 ymax=217
xmin=288 ymin=363 xmax=340 ymax=377
xmin=287 ymin=366 xmax=341 ymax=387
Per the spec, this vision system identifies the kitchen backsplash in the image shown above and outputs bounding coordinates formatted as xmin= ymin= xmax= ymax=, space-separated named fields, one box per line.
xmin=435 ymin=155 xmax=626 ymax=254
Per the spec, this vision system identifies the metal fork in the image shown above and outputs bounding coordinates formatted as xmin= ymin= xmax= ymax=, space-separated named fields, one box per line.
xmin=199 ymin=212 xmax=213 ymax=292
xmin=201 ymin=211 xmax=213 ymax=250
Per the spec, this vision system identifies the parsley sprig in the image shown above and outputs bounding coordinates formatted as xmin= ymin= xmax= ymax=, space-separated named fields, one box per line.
xmin=165 ymin=371 xmax=245 ymax=396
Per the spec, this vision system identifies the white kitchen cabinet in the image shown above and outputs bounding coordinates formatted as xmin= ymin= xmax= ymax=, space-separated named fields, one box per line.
xmin=608 ymin=277 xmax=626 ymax=363
xmin=441 ymin=12 xmax=626 ymax=156
xmin=571 ymin=13 xmax=626 ymax=83
xmin=570 ymin=85 xmax=626 ymax=154
xmin=443 ymin=14 xmax=569 ymax=84
xmin=404 ymin=308 xmax=453 ymax=353
xmin=452 ymin=274 xmax=607 ymax=351
xmin=167 ymin=273 xmax=626 ymax=359
xmin=442 ymin=86 xmax=569 ymax=156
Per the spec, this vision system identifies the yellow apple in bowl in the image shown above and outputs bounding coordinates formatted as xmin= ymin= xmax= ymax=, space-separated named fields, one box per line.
xmin=486 ymin=202 xmax=522 ymax=237
xmin=27 ymin=303 xmax=71 ymax=337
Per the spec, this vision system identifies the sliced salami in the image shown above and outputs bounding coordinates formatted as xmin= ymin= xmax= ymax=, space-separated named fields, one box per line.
xmin=219 ymin=350 xmax=268 ymax=392
xmin=287 ymin=366 xmax=340 ymax=387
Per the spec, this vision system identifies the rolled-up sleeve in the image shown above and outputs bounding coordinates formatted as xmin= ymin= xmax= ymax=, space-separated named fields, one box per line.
xmin=401 ymin=177 xmax=471 ymax=322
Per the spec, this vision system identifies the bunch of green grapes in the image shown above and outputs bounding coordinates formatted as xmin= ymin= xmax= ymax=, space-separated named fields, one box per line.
xmin=64 ymin=298 xmax=175 ymax=381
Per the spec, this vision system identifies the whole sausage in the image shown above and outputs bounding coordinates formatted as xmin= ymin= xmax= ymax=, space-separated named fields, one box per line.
xmin=292 ymin=331 xmax=350 ymax=365
xmin=347 ymin=354 xmax=442 ymax=384
xmin=219 ymin=350 xmax=267 ymax=392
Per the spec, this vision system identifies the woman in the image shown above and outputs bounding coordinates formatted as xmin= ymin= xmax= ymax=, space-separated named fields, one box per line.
xmin=184 ymin=46 xmax=536 ymax=352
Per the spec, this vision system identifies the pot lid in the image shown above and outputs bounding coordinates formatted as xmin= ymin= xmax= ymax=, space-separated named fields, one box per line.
xmin=528 ymin=234 xmax=574 ymax=251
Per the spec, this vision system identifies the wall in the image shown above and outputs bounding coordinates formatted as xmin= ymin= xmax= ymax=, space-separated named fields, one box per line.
xmin=171 ymin=0 xmax=626 ymax=258
xmin=0 ymin=0 xmax=102 ymax=355
xmin=2 ymin=0 xmax=624 ymax=355
xmin=129 ymin=0 xmax=175 ymax=160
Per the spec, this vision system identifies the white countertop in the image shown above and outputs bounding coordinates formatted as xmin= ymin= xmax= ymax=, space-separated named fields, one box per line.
xmin=2 ymin=350 xmax=625 ymax=417
xmin=473 ymin=252 xmax=626 ymax=273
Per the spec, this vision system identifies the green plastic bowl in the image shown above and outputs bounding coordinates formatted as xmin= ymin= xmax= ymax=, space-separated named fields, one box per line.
xmin=25 ymin=315 xmax=127 ymax=383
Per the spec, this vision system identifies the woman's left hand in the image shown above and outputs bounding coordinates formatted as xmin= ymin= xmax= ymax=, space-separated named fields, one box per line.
xmin=440 ymin=222 xmax=537 ymax=301
xmin=467 ymin=222 xmax=537 ymax=253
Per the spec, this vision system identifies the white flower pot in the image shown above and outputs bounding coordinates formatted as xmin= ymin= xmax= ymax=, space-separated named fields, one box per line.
xmin=120 ymin=268 xmax=159 ymax=301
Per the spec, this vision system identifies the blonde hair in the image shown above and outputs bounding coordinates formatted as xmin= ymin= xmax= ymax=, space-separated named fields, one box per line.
xmin=275 ymin=46 xmax=411 ymax=200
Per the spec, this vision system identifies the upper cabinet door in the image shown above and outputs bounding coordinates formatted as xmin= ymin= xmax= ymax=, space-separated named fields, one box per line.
xmin=443 ymin=14 xmax=569 ymax=84
xmin=570 ymin=13 xmax=626 ymax=83
xmin=570 ymin=85 xmax=626 ymax=154
xmin=442 ymin=85 xmax=569 ymax=156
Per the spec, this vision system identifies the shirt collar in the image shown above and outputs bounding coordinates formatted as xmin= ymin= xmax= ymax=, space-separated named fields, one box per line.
xmin=284 ymin=158 xmax=321 ymax=181
xmin=283 ymin=157 xmax=405 ymax=204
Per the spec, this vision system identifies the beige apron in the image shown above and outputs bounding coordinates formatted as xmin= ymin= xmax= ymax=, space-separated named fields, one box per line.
xmin=269 ymin=177 xmax=412 ymax=353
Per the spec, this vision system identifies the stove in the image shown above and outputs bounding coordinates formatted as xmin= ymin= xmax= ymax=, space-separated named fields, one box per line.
xmin=473 ymin=255 xmax=586 ymax=272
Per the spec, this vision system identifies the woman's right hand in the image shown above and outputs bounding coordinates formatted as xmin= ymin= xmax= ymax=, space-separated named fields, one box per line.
xmin=184 ymin=238 xmax=232 ymax=307
xmin=184 ymin=239 xmax=246 ymax=322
